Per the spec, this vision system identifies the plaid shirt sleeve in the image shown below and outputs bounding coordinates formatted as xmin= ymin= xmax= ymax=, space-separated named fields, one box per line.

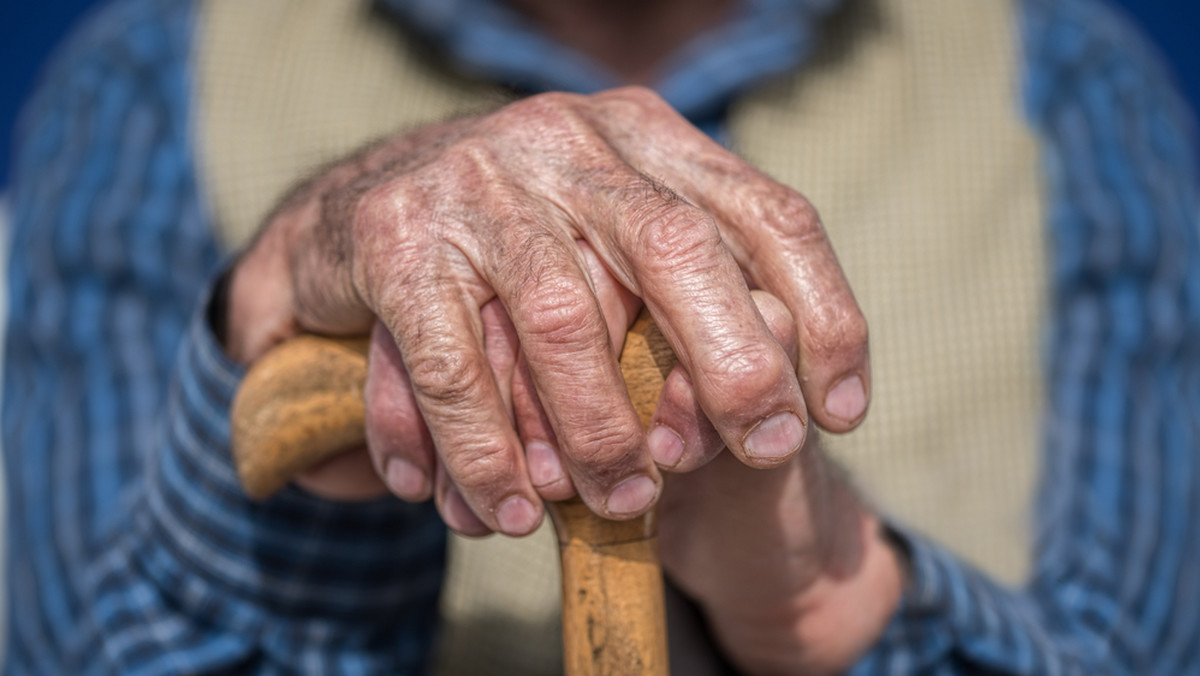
xmin=7 ymin=0 xmax=1200 ymax=674
xmin=851 ymin=1 xmax=1200 ymax=673
xmin=2 ymin=0 xmax=445 ymax=673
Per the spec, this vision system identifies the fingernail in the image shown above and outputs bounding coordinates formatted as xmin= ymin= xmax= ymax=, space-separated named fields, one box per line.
xmin=606 ymin=475 xmax=658 ymax=517
xmin=385 ymin=458 xmax=428 ymax=498
xmin=648 ymin=426 xmax=685 ymax=468
xmin=744 ymin=412 xmax=805 ymax=459
xmin=496 ymin=495 xmax=538 ymax=535
xmin=527 ymin=441 xmax=564 ymax=487
xmin=825 ymin=375 xmax=866 ymax=422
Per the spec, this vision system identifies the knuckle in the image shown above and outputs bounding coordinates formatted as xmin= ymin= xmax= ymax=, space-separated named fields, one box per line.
xmin=731 ymin=181 xmax=822 ymax=240
xmin=772 ymin=202 xmax=830 ymax=252
xmin=565 ymin=419 xmax=644 ymax=473
xmin=350 ymin=181 xmax=409 ymax=245
xmin=703 ymin=341 xmax=790 ymax=406
xmin=634 ymin=203 xmax=721 ymax=267
xmin=775 ymin=194 xmax=822 ymax=230
xmin=802 ymin=302 xmax=869 ymax=362
xmin=598 ymin=85 xmax=666 ymax=110
xmin=353 ymin=180 xmax=397 ymax=224
xmin=344 ymin=198 xmax=436 ymax=318
xmin=436 ymin=136 xmax=502 ymax=184
xmin=445 ymin=441 xmax=519 ymax=492
xmin=499 ymin=92 xmax=587 ymax=136
xmin=589 ymin=87 xmax=677 ymax=133
xmin=406 ymin=347 xmax=490 ymax=409
xmin=515 ymin=276 xmax=607 ymax=350
xmin=351 ymin=182 xmax=424 ymax=256
xmin=511 ymin=91 xmax=578 ymax=116
xmin=765 ymin=196 xmax=826 ymax=245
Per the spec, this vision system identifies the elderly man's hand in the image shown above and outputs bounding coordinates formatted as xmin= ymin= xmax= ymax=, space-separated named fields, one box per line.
xmin=657 ymin=292 xmax=903 ymax=675
xmin=225 ymin=87 xmax=870 ymax=536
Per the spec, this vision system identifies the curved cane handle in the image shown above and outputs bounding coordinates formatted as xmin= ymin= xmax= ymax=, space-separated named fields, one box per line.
xmin=230 ymin=308 xmax=677 ymax=675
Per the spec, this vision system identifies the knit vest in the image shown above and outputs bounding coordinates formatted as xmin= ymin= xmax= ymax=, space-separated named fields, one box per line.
xmin=196 ymin=1 xmax=1045 ymax=672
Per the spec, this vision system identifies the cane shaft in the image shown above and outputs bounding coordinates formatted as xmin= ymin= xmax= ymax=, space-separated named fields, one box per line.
xmin=230 ymin=308 xmax=676 ymax=675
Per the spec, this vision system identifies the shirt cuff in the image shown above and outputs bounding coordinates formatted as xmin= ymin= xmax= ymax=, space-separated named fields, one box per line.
xmin=849 ymin=523 xmax=1068 ymax=674
xmin=138 ymin=276 xmax=447 ymax=625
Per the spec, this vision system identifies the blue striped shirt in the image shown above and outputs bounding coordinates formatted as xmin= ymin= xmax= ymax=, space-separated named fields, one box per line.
xmin=5 ymin=0 xmax=1198 ymax=673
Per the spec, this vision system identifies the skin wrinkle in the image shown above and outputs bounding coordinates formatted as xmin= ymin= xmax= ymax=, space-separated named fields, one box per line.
xmin=696 ymin=339 xmax=790 ymax=409
xmin=510 ymin=242 xmax=643 ymax=485
xmin=352 ymin=207 xmax=432 ymax=315
xmin=432 ymin=136 xmax=511 ymax=195
xmin=623 ymin=204 xmax=791 ymax=431
xmin=404 ymin=332 xmax=490 ymax=411
xmin=571 ymin=103 xmax=835 ymax=434
xmin=604 ymin=108 xmax=833 ymax=312
xmin=516 ymin=326 xmax=644 ymax=491
xmin=476 ymin=299 xmax=521 ymax=410
xmin=638 ymin=171 xmax=687 ymax=205
xmin=306 ymin=117 xmax=494 ymax=326
xmin=489 ymin=205 xmax=574 ymax=289
xmin=564 ymin=173 xmax=662 ymax=291
xmin=629 ymin=204 xmax=719 ymax=279
xmin=289 ymin=229 xmax=370 ymax=334
xmin=480 ymin=202 xmax=645 ymax=482
xmin=747 ymin=204 xmax=849 ymax=288
xmin=489 ymin=211 xmax=606 ymax=347
xmin=386 ymin=140 xmax=628 ymax=516
xmin=440 ymin=433 xmax=522 ymax=492
xmin=726 ymin=196 xmax=870 ymax=412
xmin=557 ymin=414 xmax=646 ymax=469
xmin=587 ymin=88 xmax=725 ymax=170
xmin=679 ymin=289 xmax=798 ymax=469
xmin=214 ymin=68 xmax=901 ymax=665
xmin=385 ymin=271 xmax=480 ymax=356
xmin=798 ymin=299 xmax=869 ymax=366
xmin=374 ymin=103 xmax=655 ymax=510
xmin=577 ymin=98 xmax=687 ymax=183
xmin=700 ymin=177 xmax=817 ymax=272
xmin=595 ymin=173 xmax=725 ymax=294
xmin=510 ymin=277 xmax=604 ymax=351
xmin=232 ymin=86 xmax=869 ymax=537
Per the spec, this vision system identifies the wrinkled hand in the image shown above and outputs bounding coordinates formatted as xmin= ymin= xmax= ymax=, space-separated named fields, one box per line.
xmin=658 ymin=293 xmax=903 ymax=675
xmin=226 ymin=87 xmax=870 ymax=536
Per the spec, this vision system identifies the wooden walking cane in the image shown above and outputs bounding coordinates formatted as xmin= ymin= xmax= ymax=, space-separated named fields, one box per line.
xmin=230 ymin=309 xmax=676 ymax=675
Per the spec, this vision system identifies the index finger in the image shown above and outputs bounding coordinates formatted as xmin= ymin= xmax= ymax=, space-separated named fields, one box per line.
xmin=485 ymin=222 xmax=663 ymax=520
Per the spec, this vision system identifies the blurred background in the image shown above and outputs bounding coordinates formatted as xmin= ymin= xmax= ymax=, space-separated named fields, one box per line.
xmin=0 ymin=0 xmax=1198 ymax=664
xmin=3 ymin=0 xmax=107 ymax=189
xmin=1 ymin=0 xmax=1199 ymax=193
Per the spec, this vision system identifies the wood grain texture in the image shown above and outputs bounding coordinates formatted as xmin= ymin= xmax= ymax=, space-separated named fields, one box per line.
xmin=551 ymin=495 xmax=667 ymax=676
xmin=548 ymin=309 xmax=678 ymax=676
xmin=229 ymin=309 xmax=678 ymax=674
